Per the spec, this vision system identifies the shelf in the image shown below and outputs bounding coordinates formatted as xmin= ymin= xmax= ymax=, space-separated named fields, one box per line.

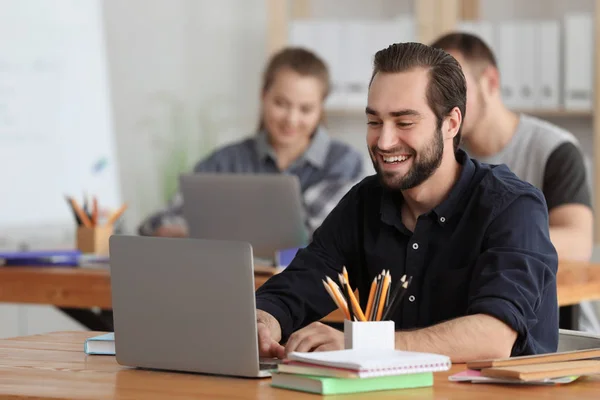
xmin=512 ymin=109 xmax=593 ymax=118
xmin=324 ymin=107 xmax=593 ymax=118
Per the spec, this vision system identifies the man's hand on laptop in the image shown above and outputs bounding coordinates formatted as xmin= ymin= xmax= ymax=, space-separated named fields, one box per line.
xmin=154 ymin=225 xmax=188 ymax=238
xmin=256 ymin=310 xmax=285 ymax=359
xmin=284 ymin=322 xmax=344 ymax=355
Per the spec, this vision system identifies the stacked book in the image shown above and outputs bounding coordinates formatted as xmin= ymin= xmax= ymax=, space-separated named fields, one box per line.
xmin=271 ymin=349 xmax=451 ymax=395
xmin=451 ymin=348 xmax=600 ymax=385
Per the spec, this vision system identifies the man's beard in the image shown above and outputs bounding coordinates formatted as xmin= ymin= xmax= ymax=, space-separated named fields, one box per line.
xmin=371 ymin=127 xmax=444 ymax=192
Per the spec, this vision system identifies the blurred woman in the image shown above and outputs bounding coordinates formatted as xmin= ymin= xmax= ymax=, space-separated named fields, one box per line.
xmin=138 ymin=47 xmax=364 ymax=237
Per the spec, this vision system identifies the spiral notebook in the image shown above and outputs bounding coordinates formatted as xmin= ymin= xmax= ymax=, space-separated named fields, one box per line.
xmin=286 ymin=349 xmax=451 ymax=379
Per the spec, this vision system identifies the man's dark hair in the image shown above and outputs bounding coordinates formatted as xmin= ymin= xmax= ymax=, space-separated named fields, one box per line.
xmin=371 ymin=42 xmax=466 ymax=152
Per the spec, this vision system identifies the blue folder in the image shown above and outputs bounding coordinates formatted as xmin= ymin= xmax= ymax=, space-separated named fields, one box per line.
xmin=0 ymin=249 xmax=82 ymax=266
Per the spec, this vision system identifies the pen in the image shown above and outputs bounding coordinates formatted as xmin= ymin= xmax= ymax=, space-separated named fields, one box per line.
xmin=65 ymin=195 xmax=82 ymax=226
xmin=381 ymin=276 xmax=412 ymax=321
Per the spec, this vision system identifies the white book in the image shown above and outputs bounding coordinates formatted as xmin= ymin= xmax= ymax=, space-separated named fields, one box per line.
xmin=287 ymin=349 xmax=451 ymax=378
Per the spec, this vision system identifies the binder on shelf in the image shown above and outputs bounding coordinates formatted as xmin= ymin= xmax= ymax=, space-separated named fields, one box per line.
xmin=496 ymin=22 xmax=520 ymax=109
xmin=515 ymin=22 xmax=537 ymax=109
xmin=535 ymin=20 xmax=561 ymax=110
xmin=563 ymin=13 xmax=594 ymax=111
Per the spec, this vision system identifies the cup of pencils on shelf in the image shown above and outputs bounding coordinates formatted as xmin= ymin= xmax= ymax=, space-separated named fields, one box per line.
xmin=322 ymin=267 xmax=412 ymax=351
xmin=65 ymin=194 xmax=127 ymax=256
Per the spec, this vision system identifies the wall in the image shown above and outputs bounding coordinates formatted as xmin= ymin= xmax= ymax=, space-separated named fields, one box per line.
xmin=103 ymin=0 xmax=268 ymax=233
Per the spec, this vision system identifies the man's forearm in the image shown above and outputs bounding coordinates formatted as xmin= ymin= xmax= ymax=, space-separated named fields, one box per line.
xmin=549 ymin=227 xmax=592 ymax=262
xmin=394 ymin=314 xmax=517 ymax=363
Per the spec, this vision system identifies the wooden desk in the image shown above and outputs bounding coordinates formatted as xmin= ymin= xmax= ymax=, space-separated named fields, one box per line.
xmin=0 ymin=331 xmax=598 ymax=399
xmin=0 ymin=261 xmax=599 ymax=313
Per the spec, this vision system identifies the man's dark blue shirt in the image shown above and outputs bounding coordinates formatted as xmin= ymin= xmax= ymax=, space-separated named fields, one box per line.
xmin=256 ymin=149 xmax=559 ymax=356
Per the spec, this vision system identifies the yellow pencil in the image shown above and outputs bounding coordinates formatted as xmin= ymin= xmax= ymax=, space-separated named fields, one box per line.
xmin=322 ymin=280 xmax=342 ymax=310
xmin=326 ymin=277 xmax=351 ymax=320
xmin=106 ymin=203 xmax=128 ymax=226
xmin=365 ymin=277 xmax=377 ymax=321
xmin=91 ymin=196 xmax=98 ymax=226
xmin=342 ymin=275 xmax=367 ymax=322
xmin=376 ymin=270 xmax=391 ymax=321
xmin=342 ymin=266 xmax=349 ymax=285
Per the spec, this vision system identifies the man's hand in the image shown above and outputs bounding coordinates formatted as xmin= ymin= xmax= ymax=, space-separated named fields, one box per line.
xmin=256 ymin=310 xmax=285 ymax=358
xmin=284 ymin=322 xmax=344 ymax=355
xmin=154 ymin=225 xmax=188 ymax=238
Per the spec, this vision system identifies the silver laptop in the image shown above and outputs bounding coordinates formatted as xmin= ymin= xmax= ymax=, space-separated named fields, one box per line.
xmin=179 ymin=173 xmax=308 ymax=259
xmin=109 ymin=235 xmax=276 ymax=378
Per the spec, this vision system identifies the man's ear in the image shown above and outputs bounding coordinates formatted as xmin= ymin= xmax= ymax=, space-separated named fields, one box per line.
xmin=444 ymin=107 xmax=462 ymax=141
xmin=480 ymin=65 xmax=500 ymax=97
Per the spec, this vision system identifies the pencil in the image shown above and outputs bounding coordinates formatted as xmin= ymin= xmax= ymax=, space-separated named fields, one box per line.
xmin=322 ymin=280 xmax=342 ymax=310
xmin=381 ymin=276 xmax=411 ymax=321
xmin=341 ymin=275 xmax=367 ymax=322
xmin=370 ymin=275 xmax=383 ymax=321
xmin=65 ymin=195 xmax=82 ymax=226
xmin=375 ymin=270 xmax=391 ymax=321
xmin=385 ymin=271 xmax=392 ymax=309
xmin=91 ymin=196 xmax=98 ymax=226
xmin=68 ymin=197 xmax=93 ymax=228
xmin=342 ymin=280 xmax=355 ymax=321
xmin=106 ymin=203 xmax=128 ymax=226
xmin=342 ymin=266 xmax=349 ymax=286
xmin=364 ymin=277 xmax=377 ymax=322
xmin=337 ymin=274 xmax=353 ymax=320
xmin=326 ymin=277 xmax=351 ymax=320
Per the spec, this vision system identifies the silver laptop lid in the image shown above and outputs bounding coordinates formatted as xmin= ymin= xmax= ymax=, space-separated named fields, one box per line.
xmin=109 ymin=235 xmax=263 ymax=377
xmin=179 ymin=173 xmax=308 ymax=259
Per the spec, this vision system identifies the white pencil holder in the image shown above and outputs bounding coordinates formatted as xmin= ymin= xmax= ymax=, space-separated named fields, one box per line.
xmin=344 ymin=320 xmax=395 ymax=350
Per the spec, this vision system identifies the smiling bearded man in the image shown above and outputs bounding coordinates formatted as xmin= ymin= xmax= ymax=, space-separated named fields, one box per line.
xmin=254 ymin=42 xmax=559 ymax=363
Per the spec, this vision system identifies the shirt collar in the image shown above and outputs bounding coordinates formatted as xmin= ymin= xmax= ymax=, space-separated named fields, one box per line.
xmin=379 ymin=149 xmax=476 ymax=229
xmin=431 ymin=149 xmax=476 ymax=223
xmin=254 ymin=126 xmax=331 ymax=169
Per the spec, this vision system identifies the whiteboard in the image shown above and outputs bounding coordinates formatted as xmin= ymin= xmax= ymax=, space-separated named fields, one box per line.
xmin=0 ymin=0 xmax=121 ymax=245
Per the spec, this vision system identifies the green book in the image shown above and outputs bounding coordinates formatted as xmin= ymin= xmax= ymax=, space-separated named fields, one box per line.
xmin=271 ymin=372 xmax=433 ymax=395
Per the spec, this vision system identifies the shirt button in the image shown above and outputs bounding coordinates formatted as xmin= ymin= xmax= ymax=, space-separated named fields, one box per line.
xmin=409 ymin=295 xmax=416 ymax=302
xmin=412 ymin=243 xmax=419 ymax=250
xmin=440 ymin=216 xmax=446 ymax=223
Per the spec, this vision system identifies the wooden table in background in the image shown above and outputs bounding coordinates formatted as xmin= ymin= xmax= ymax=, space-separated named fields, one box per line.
xmin=0 ymin=261 xmax=599 ymax=323
xmin=0 ymin=331 xmax=598 ymax=399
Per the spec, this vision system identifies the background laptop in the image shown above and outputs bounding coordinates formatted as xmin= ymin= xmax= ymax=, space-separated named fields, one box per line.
xmin=109 ymin=235 xmax=274 ymax=378
xmin=179 ymin=173 xmax=308 ymax=260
